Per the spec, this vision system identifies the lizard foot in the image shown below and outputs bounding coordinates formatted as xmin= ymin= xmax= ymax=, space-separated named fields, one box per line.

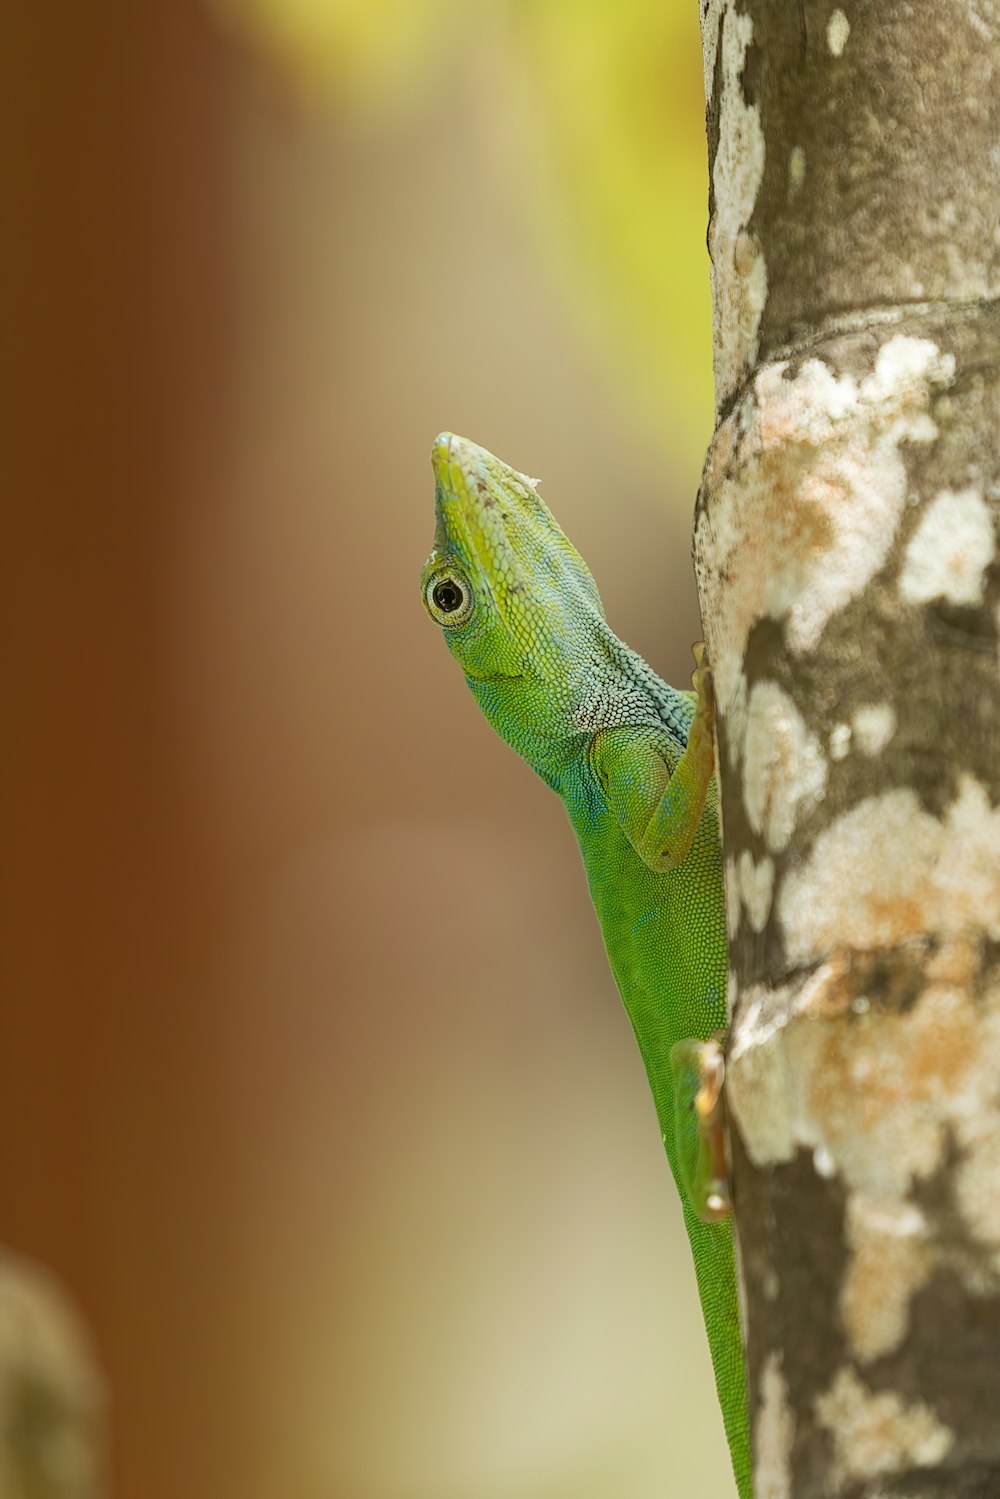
xmin=670 ymin=1034 xmax=732 ymax=1223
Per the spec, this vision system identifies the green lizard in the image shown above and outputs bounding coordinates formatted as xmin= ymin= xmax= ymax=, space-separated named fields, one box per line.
xmin=421 ymin=433 xmax=750 ymax=1498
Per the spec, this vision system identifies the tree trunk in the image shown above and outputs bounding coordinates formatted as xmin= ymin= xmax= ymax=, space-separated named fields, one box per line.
xmin=694 ymin=3 xmax=1000 ymax=1495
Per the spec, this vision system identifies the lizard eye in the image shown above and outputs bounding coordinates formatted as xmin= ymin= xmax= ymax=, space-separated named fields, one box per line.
xmin=434 ymin=579 xmax=463 ymax=612
xmin=424 ymin=567 xmax=474 ymax=627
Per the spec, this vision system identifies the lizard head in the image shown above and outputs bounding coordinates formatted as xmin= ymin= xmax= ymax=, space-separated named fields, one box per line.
xmin=421 ymin=432 xmax=608 ymax=776
xmin=421 ymin=432 xmax=607 ymax=674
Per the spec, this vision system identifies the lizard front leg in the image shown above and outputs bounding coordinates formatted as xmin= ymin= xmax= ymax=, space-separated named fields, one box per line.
xmin=590 ymin=644 xmax=716 ymax=873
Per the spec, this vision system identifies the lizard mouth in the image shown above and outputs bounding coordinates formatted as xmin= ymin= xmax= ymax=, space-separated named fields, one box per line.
xmin=464 ymin=669 xmax=526 ymax=685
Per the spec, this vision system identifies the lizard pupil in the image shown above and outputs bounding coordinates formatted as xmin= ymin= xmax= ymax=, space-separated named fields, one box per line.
xmin=433 ymin=579 xmax=464 ymax=614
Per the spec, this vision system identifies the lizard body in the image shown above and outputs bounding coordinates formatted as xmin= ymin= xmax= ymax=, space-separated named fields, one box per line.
xmin=421 ymin=433 xmax=750 ymax=1498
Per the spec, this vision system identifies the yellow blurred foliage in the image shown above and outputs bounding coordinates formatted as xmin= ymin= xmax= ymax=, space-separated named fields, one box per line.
xmin=217 ymin=0 xmax=713 ymax=449
xmin=507 ymin=0 xmax=713 ymax=440
xmin=214 ymin=0 xmax=478 ymax=109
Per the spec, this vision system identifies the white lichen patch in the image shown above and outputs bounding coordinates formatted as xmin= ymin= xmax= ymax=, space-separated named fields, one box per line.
xmin=726 ymin=966 xmax=740 ymax=1023
xmin=826 ymin=9 xmax=851 ymax=56
xmin=697 ymin=337 xmax=955 ymax=711
xmin=899 ymin=486 xmax=995 ymax=607
xmin=734 ymin=967 xmax=1000 ymax=1204
xmin=726 ymin=978 xmax=802 ymax=1166
xmin=853 ymin=703 xmax=896 ymax=757
xmin=731 ymin=959 xmax=1000 ymax=1366
xmin=864 ymin=334 xmax=954 ymax=410
xmin=966 ymin=0 xmax=995 ymax=41
xmin=700 ymin=0 xmax=727 ymax=102
xmin=733 ymin=981 xmax=952 ymax=1191
xmin=788 ymin=145 xmax=806 ymax=197
xmin=830 ymin=722 xmax=852 ymax=760
xmin=738 ymin=849 xmax=775 ymax=932
xmin=829 ymin=705 xmax=896 ymax=762
xmin=814 ymin=1143 xmax=837 ymax=1178
xmin=708 ymin=7 xmax=767 ymax=409
xmin=842 ymin=1198 xmax=930 ymax=1361
xmin=815 ymin=1368 xmax=953 ymax=1484
xmin=755 ymin=1352 xmax=794 ymax=1499
xmin=743 ymin=682 xmax=828 ymax=852
xmin=780 ymin=775 xmax=1000 ymax=964
xmin=724 ymin=855 xmax=742 ymax=941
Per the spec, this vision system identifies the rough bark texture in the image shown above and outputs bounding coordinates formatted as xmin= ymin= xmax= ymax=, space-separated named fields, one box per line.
xmin=695 ymin=4 xmax=1000 ymax=1496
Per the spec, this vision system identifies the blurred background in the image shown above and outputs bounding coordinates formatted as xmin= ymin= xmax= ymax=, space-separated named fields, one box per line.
xmin=3 ymin=2 xmax=729 ymax=1496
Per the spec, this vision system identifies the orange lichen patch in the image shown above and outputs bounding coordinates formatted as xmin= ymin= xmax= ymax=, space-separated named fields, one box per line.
xmin=733 ymin=958 xmax=1000 ymax=1195
xmin=780 ymin=779 xmax=1000 ymax=966
xmin=698 ymin=431 xmax=834 ymax=710
xmin=733 ymin=950 xmax=1000 ymax=1375
xmin=733 ymin=961 xmax=1000 ymax=1362
xmin=697 ymin=337 xmax=954 ymax=711
xmin=815 ymin=1368 xmax=953 ymax=1484
xmin=802 ymin=984 xmax=978 ymax=1189
xmin=924 ymin=935 xmax=981 ymax=991
xmin=841 ymin=1198 xmax=931 ymax=1362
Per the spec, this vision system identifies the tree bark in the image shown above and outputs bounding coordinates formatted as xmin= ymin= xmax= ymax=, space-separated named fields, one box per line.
xmin=694 ymin=3 xmax=1000 ymax=1496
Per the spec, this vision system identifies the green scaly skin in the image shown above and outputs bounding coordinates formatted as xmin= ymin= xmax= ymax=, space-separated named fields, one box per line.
xmin=421 ymin=433 xmax=751 ymax=1499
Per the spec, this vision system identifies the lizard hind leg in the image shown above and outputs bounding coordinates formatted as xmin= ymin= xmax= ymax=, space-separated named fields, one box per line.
xmin=670 ymin=1036 xmax=732 ymax=1223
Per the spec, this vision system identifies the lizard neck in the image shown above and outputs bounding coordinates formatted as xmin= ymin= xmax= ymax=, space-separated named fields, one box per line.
xmin=468 ymin=620 xmax=694 ymax=791
xmin=467 ymin=673 xmax=582 ymax=790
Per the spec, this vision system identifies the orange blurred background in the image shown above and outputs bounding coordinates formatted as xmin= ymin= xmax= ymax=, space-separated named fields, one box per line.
xmin=3 ymin=3 xmax=733 ymax=1495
